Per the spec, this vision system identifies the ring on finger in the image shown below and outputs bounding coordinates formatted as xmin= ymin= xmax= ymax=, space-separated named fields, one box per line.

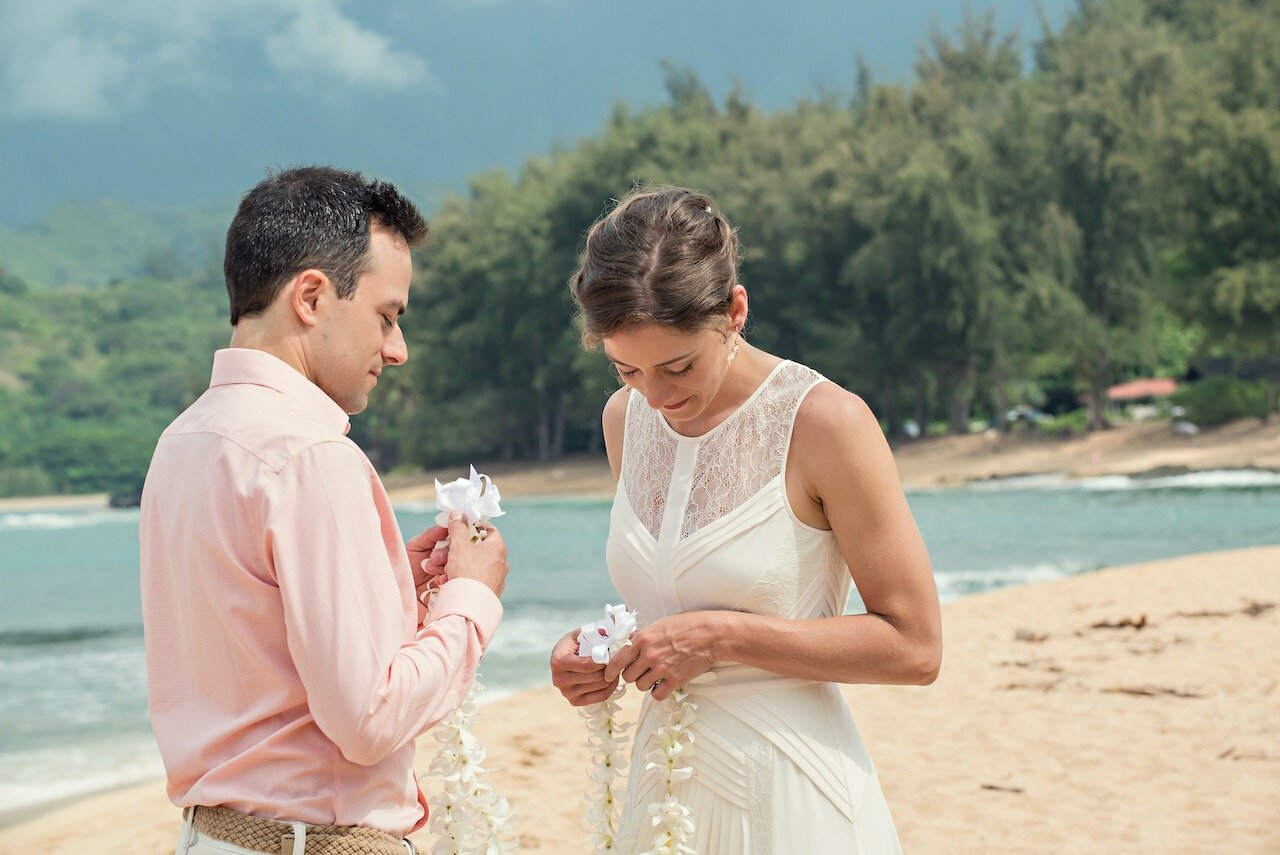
xmin=650 ymin=678 xmax=665 ymax=694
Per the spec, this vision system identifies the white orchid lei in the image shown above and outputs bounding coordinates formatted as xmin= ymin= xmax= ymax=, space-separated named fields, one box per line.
xmin=423 ymin=467 xmax=519 ymax=855
xmin=434 ymin=465 xmax=505 ymax=544
xmin=576 ymin=605 xmax=698 ymax=855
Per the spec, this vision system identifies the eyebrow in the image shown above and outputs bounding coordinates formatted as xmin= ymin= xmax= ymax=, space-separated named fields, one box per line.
xmin=603 ymin=349 xmax=695 ymax=369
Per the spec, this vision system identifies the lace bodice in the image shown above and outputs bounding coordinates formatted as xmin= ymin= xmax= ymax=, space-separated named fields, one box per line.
xmin=609 ymin=360 xmax=852 ymax=623
xmin=622 ymin=361 xmax=823 ymax=541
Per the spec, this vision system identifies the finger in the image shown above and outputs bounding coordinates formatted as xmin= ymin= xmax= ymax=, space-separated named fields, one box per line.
xmin=650 ymin=678 xmax=678 ymax=701
xmin=447 ymin=514 xmax=471 ymax=541
xmin=621 ymin=662 xmax=650 ymax=685
xmin=603 ymin=642 xmax=640 ymax=683
xmin=405 ymin=525 xmax=449 ymax=551
xmin=478 ymin=526 xmax=505 ymax=549
xmin=635 ymin=670 xmax=666 ymax=693
xmin=552 ymin=649 xmax=609 ymax=674
xmin=426 ymin=547 xmax=448 ymax=567
xmin=554 ymin=671 xmax=612 ymax=690
xmin=570 ymin=682 xmax=620 ymax=707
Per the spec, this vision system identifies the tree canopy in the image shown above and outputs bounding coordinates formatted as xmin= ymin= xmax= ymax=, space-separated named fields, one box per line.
xmin=1 ymin=0 xmax=1276 ymax=497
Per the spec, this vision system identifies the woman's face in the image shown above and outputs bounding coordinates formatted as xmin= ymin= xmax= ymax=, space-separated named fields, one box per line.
xmin=602 ymin=323 xmax=734 ymax=424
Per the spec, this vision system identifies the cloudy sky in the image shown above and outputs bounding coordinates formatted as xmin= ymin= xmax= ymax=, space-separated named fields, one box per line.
xmin=0 ymin=0 xmax=1071 ymax=227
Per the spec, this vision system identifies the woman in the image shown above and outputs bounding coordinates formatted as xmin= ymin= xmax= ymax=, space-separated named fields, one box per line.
xmin=550 ymin=186 xmax=941 ymax=853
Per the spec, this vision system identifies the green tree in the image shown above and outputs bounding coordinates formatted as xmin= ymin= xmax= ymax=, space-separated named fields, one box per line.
xmin=1029 ymin=0 xmax=1186 ymax=429
xmin=1162 ymin=0 xmax=1280 ymax=417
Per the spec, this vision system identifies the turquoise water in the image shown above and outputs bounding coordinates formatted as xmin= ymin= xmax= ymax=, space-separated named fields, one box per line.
xmin=1 ymin=472 xmax=1277 ymax=816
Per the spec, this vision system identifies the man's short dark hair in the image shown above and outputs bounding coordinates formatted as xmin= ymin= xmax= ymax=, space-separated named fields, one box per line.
xmin=224 ymin=166 xmax=430 ymax=325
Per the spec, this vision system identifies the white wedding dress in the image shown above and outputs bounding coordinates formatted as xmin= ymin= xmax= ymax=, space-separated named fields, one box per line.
xmin=608 ymin=360 xmax=902 ymax=854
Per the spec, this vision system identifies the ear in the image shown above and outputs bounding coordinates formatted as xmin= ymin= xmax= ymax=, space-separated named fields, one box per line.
xmin=727 ymin=283 xmax=749 ymax=333
xmin=288 ymin=269 xmax=330 ymax=328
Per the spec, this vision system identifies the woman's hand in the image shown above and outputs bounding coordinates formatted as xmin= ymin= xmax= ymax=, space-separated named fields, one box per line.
xmin=550 ymin=629 xmax=619 ymax=707
xmin=604 ymin=611 xmax=724 ymax=701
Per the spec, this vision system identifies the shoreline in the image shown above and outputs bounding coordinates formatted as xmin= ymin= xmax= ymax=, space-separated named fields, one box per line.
xmin=4 ymin=418 xmax=1276 ymax=513
xmin=2 ymin=544 xmax=1277 ymax=852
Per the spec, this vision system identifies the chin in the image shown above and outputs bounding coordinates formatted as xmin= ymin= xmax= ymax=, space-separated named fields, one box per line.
xmin=336 ymin=391 xmax=368 ymax=415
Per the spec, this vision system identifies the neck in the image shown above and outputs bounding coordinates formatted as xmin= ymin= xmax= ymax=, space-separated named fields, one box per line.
xmin=674 ymin=343 xmax=776 ymax=435
xmin=228 ymin=323 xmax=313 ymax=382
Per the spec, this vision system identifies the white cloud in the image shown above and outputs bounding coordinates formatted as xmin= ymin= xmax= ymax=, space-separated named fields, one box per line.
xmin=0 ymin=0 xmax=436 ymax=121
xmin=265 ymin=0 xmax=438 ymax=92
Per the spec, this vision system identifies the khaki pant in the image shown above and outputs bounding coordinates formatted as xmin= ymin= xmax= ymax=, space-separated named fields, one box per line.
xmin=173 ymin=809 xmax=417 ymax=855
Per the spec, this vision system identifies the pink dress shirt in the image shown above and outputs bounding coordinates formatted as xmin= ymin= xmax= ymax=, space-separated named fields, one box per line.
xmin=140 ymin=348 xmax=502 ymax=836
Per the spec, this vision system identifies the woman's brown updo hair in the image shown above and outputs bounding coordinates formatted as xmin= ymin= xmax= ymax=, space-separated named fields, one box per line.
xmin=569 ymin=186 xmax=741 ymax=348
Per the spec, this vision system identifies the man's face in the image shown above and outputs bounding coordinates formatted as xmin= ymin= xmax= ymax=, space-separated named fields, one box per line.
xmin=312 ymin=226 xmax=412 ymax=414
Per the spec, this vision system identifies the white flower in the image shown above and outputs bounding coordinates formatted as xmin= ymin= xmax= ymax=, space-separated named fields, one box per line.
xmin=638 ymin=689 xmax=697 ymax=855
xmin=575 ymin=603 xmax=696 ymax=854
xmin=425 ymin=674 xmax=521 ymax=853
xmin=435 ymin=465 xmax=505 ymax=542
xmin=576 ymin=603 xmax=639 ymax=664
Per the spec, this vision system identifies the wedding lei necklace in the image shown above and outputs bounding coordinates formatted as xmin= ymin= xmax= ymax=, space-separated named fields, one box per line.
xmin=423 ymin=467 xmax=520 ymax=855
xmin=420 ymin=470 xmax=698 ymax=854
xmin=577 ymin=606 xmax=698 ymax=854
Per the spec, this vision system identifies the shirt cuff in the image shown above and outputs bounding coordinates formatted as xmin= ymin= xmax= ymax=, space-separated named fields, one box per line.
xmin=426 ymin=578 xmax=504 ymax=647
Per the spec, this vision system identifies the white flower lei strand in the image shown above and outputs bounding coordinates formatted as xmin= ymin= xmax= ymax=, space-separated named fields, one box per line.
xmin=576 ymin=605 xmax=698 ymax=854
xmin=425 ymin=676 xmax=519 ymax=854
xmin=641 ymin=688 xmax=697 ymax=855
xmin=576 ymin=605 xmax=638 ymax=852
xmin=579 ymin=683 xmax=630 ymax=852
xmin=424 ymin=467 xmax=519 ymax=855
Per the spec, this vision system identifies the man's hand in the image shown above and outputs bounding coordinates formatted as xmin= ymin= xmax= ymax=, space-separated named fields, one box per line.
xmin=405 ymin=523 xmax=450 ymax=603
xmin=442 ymin=514 xmax=509 ymax=597
xmin=550 ymin=629 xmax=618 ymax=707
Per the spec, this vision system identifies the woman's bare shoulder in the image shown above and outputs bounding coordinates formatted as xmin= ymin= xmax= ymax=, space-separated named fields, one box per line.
xmin=793 ymin=379 xmax=880 ymax=443
xmin=790 ymin=379 xmax=892 ymax=484
xmin=602 ymin=386 xmax=630 ymax=433
xmin=602 ymin=386 xmax=630 ymax=479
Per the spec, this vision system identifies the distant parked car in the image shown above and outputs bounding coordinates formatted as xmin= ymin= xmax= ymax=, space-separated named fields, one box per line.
xmin=1005 ymin=405 xmax=1053 ymax=426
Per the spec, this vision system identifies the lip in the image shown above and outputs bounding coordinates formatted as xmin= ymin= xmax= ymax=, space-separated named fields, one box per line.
xmin=662 ymin=396 xmax=692 ymax=411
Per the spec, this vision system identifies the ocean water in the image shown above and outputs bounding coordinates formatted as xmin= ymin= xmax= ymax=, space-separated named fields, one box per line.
xmin=1 ymin=472 xmax=1278 ymax=818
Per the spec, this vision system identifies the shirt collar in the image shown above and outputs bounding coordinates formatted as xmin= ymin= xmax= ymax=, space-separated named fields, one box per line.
xmin=209 ymin=348 xmax=351 ymax=436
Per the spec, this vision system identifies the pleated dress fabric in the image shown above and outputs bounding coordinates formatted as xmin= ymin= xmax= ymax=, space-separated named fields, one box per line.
xmin=608 ymin=360 xmax=903 ymax=854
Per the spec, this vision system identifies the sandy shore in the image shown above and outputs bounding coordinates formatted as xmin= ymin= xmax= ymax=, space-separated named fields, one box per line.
xmin=2 ymin=545 xmax=1275 ymax=854
xmin=3 ymin=418 xmax=1275 ymax=513
xmin=892 ymin=417 xmax=1280 ymax=489
xmin=386 ymin=416 xmax=1280 ymax=501
xmin=0 ymin=493 xmax=109 ymax=512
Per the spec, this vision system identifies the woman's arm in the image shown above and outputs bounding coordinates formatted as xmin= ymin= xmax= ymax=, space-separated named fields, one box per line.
xmin=549 ymin=386 xmax=631 ymax=706
xmin=610 ymin=385 xmax=942 ymax=699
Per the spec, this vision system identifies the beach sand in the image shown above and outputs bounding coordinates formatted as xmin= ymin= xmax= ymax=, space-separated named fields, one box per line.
xmin=391 ymin=417 xmax=1280 ymax=501
xmin=3 ymin=417 xmax=1276 ymax=514
xmin=1 ymin=545 xmax=1275 ymax=854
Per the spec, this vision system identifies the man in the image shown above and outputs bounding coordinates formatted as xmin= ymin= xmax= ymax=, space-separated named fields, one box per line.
xmin=140 ymin=166 xmax=508 ymax=855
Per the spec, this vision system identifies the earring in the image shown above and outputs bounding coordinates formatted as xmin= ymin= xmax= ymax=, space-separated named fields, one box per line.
xmin=727 ymin=332 xmax=740 ymax=364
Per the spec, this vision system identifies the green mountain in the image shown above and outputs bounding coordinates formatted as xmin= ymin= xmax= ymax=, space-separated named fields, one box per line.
xmin=0 ymin=198 xmax=233 ymax=289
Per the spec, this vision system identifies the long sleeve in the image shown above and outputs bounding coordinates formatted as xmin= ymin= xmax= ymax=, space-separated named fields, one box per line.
xmin=261 ymin=440 xmax=503 ymax=767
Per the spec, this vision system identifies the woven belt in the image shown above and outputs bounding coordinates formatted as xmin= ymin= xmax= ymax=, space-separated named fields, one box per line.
xmin=190 ymin=805 xmax=410 ymax=855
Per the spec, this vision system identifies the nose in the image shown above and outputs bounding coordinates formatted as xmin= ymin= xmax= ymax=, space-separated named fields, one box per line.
xmin=640 ymin=376 xmax=673 ymax=410
xmin=384 ymin=324 xmax=408 ymax=366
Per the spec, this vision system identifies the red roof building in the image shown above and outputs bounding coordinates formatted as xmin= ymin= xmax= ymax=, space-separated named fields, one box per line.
xmin=1107 ymin=378 xmax=1178 ymax=401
